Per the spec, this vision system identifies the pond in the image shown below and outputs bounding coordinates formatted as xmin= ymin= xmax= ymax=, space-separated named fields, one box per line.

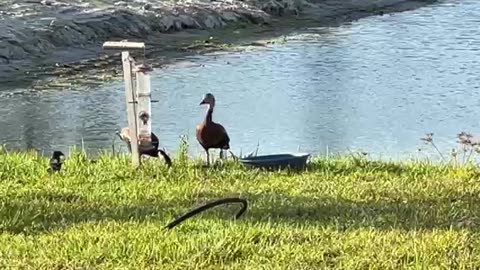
xmin=0 ymin=0 xmax=479 ymax=160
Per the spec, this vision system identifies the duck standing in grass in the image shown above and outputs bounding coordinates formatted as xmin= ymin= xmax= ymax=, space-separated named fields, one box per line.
xmin=116 ymin=127 xmax=172 ymax=167
xmin=196 ymin=93 xmax=230 ymax=166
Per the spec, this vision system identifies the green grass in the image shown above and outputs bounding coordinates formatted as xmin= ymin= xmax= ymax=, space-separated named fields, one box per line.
xmin=0 ymin=148 xmax=480 ymax=269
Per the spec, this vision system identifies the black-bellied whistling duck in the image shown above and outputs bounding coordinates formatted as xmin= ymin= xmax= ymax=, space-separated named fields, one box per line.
xmin=196 ymin=93 xmax=230 ymax=166
xmin=116 ymin=127 xmax=172 ymax=167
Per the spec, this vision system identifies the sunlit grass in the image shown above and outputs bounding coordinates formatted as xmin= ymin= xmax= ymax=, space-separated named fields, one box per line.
xmin=0 ymin=148 xmax=480 ymax=269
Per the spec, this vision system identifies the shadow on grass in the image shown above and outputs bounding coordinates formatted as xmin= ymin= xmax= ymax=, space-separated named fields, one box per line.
xmin=241 ymin=192 xmax=480 ymax=231
xmin=1 ymin=189 xmax=480 ymax=234
xmin=305 ymin=159 xmax=410 ymax=176
xmin=0 ymin=191 xmax=179 ymax=234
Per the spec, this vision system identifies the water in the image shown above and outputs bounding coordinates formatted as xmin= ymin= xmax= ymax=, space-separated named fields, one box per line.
xmin=1 ymin=0 xmax=479 ymax=159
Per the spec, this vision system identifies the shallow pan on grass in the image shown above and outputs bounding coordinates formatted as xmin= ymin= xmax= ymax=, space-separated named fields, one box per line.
xmin=239 ymin=153 xmax=310 ymax=170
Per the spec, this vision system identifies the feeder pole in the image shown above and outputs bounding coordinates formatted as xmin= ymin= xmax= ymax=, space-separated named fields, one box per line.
xmin=103 ymin=41 xmax=146 ymax=167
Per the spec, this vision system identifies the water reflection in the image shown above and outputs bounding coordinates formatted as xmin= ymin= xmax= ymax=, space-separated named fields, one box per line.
xmin=0 ymin=0 xmax=479 ymax=159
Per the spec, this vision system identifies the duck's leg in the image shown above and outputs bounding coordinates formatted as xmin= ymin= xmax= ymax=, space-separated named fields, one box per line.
xmin=206 ymin=150 xmax=210 ymax=166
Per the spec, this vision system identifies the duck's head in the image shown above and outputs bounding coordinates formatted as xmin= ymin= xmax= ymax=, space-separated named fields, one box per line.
xmin=199 ymin=93 xmax=215 ymax=107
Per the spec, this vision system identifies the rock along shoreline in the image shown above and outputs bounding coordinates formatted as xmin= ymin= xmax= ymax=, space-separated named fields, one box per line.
xmin=0 ymin=0 xmax=436 ymax=86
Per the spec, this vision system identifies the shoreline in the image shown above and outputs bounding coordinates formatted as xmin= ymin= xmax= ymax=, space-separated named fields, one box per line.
xmin=0 ymin=0 xmax=437 ymax=91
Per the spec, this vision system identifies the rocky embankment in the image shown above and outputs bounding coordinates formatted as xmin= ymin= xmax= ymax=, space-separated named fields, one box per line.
xmin=0 ymin=0 xmax=435 ymax=86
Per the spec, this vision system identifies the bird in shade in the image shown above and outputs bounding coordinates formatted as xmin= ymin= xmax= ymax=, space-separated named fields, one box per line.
xmin=48 ymin=151 xmax=65 ymax=173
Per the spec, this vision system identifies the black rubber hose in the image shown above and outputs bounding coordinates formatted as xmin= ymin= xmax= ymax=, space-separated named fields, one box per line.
xmin=164 ymin=197 xmax=248 ymax=230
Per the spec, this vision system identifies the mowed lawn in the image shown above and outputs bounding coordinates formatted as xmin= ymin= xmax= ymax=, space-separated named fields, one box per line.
xmin=0 ymin=150 xmax=480 ymax=269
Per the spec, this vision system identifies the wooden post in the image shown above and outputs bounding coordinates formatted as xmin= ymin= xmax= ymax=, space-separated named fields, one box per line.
xmin=121 ymin=51 xmax=140 ymax=167
xmin=103 ymin=41 xmax=146 ymax=167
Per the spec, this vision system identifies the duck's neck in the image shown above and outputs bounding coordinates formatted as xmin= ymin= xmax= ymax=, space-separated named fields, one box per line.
xmin=205 ymin=104 xmax=214 ymax=123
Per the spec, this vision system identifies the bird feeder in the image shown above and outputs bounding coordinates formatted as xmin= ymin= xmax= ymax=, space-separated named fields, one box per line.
xmin=135 ymin=64 xmax=154 ymax=152
xmin=102 ymin=40 xmax=154 ymax=167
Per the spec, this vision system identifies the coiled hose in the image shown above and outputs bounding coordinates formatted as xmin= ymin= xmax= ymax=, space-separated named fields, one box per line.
xmin=164 ymin=197 xmax=248 ymax=230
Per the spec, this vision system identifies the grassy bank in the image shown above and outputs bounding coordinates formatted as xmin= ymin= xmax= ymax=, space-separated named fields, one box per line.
xmin=0 ymin=149 xmax=479 ymax=268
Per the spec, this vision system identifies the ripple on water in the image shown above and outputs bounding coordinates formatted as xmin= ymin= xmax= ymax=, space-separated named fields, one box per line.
xmin=0 ymin=0 xmax=480 ymax=159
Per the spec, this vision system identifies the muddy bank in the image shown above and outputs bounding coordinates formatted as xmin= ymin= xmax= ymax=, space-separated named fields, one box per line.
xmin=0 ymin=0 xmax=436 ymax=89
